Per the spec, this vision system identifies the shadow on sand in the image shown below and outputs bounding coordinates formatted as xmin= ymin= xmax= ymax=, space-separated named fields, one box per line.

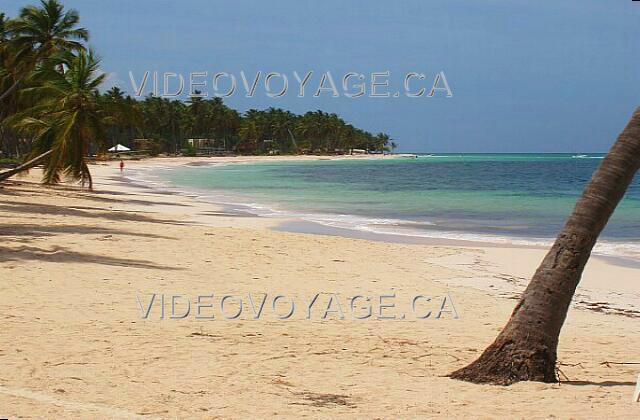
xmin=1 ymin=183 xmax=189 ymax=271
xmin=0 ymin=200 xmax=192 ymax=226
xmin=0 ymin=244 xmax=182 ymax=270
xmin=560 ymin=380 xmax=637 ymax=387
xmin=0 ymin=223 xmax=174 ymax=240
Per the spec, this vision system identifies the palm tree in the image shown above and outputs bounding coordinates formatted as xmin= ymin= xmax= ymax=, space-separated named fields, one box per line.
xmin=0 ymin=13 xmax=20 ymax=111
xmin=101 ymin=87 xmax=143 ymax=149
xmin=0 ymin=13 xmax=10 ymax=67
xmin=374 ymin=133 xmax=390 ymax=153
xmin=298 ymin=111 xmax=330 ymax=152
xmin=187 ymin=92 xmax=206 ymax=138
xmin=2 ymin=50 xmax=108 ymax=189
xmin=219 ymin=107 xmax=240 ymax=149
xmin=0 ymin=0 xmax=88 ymax=101
xmin=0 ymin=13 xmax=16 ymax=153
xmin=237 ymin=118 xmax=261 ymax=154
xmin=450 ymin=107 xmax=640 ymax=384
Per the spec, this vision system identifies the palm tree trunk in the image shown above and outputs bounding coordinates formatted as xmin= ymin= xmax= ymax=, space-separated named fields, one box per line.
xmin=0 ymin=150 xmax=52 ymax=182
xmin=0 ymin=76 xmax=23 ymax=103
xmin=450 ymin=107 xmax=640 ymax=385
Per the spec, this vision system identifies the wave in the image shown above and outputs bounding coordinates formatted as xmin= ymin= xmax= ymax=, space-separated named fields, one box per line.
xmin=123 ymin=164 xmax=640 ymax=261
xmin=572 ymin=154 xmax=604 ymax=159
xmin=356 ymin=222 xmax=640 ymax=260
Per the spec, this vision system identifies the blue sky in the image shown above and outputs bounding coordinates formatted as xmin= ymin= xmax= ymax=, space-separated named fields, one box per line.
xmin=5 ymin=0 xmax=640 ymax=152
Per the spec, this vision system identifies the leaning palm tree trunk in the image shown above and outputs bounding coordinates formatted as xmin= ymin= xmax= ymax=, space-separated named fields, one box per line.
xmin=0 ymin=76 xmax=23 ymax=102
xmin=0 ymin=149 xmax=52 ymax=182
xmin=450 ymin=107 xmax=640 ymax=385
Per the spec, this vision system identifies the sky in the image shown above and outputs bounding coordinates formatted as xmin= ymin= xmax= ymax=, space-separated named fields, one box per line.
xmin=4 ymin=0 xmax=640 ymax=152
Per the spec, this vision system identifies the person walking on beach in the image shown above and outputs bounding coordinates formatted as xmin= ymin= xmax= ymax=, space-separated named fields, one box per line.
xmin=119 ymin=159 xmax=124 ymax=173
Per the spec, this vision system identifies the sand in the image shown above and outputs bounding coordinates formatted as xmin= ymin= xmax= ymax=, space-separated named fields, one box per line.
xmin=0 ymin=157 xmax=638 ymax=418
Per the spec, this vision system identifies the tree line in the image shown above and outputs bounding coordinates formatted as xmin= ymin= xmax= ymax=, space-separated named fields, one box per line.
xmin=0 ymin=0 xmax=396 ymax=187
xmin=111 ymin=93 xmax=397 ymax=155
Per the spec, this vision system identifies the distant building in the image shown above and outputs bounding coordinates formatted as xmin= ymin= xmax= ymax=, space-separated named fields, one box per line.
xmin=132 ymin=138 xmax=155 ymax=151
xmin=187 ymin=138 xmax=228 ymax=156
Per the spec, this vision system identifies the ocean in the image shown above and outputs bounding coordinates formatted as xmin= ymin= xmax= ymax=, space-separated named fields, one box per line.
xmin=139 ymin=154 xmax=640 ymax=259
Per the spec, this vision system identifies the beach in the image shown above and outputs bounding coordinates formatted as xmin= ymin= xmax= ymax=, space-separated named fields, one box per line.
xmin=1 ymin=157 xmax=639 ymax=418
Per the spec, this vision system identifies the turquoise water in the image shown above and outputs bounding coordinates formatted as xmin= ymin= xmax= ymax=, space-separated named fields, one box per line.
xmin=149 ymin=154 xmax=640 ymax=257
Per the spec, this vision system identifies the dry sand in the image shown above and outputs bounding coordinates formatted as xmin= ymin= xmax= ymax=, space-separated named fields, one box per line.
xmin=1 ymin=157 xmax=639 ymax=418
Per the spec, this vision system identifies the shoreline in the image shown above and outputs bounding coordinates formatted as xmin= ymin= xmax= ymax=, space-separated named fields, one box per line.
xmin=1 ymin=157 xmax=639 ymax=417
xmin=102 ymin=156 xmax=640 ymax=317
xmin=125 ymin=155 xmax=640 ymax=265
xmin=274 ymin=219 xmax=640 ymax=269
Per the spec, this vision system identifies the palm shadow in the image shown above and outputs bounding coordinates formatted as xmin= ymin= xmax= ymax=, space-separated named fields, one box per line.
xmin=560 ymin=380 xmax=637 ymax=387
xmin=0 ymin=223 xmax=174 ymax=240
xmin=0 ymin=244 xmax=182 ymax=270
xmin=0 ymin=200 xmax=193 ymax=226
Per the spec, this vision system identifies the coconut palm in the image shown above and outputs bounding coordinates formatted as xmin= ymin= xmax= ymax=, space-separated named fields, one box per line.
xmin=374 ymin=133 xmax=390 ymax=153
xmin=269 ymin=109 xmax=297 ymax=153
xmin=297 ymin=111 xmax=328 ymax=152
xmin=0 ymin=0 xmax=88 ymax=101
xmin=219 ymin=106 xmax=240 ymax=148
xmin=0 ymin=13 xmax=19 ymax=109
xmin=100 ymin=87 xmax=143 ymax=149
xmin=450 ymin=107 xmax=640 ymax=384
xmin=0 ymin=13 xmax=16 ymax=152
xmin=0 ymin=13 xmax=10 ymax=65
xmin=237 ymin=117 xmax=262 ymax=154
xmin=2 ymin=50 xmax=108 ymax=189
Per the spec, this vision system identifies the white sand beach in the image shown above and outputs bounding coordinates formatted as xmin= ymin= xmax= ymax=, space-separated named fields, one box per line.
xmin=1 ymin=157 xmax=639 ymax=418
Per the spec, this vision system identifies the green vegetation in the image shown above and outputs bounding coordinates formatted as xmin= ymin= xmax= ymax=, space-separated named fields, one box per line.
xmin=181 ymin=143 xmax=197 ymax=157
xmin=100 ymin=87 xmax=396 ymax=156
xmin=0 ymin=156 xmax=20 ymax=165
xmin=7 ymin=49 xmax=108 ymax=188
xmin=0 ymin=0 xmax=396 ymax=187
